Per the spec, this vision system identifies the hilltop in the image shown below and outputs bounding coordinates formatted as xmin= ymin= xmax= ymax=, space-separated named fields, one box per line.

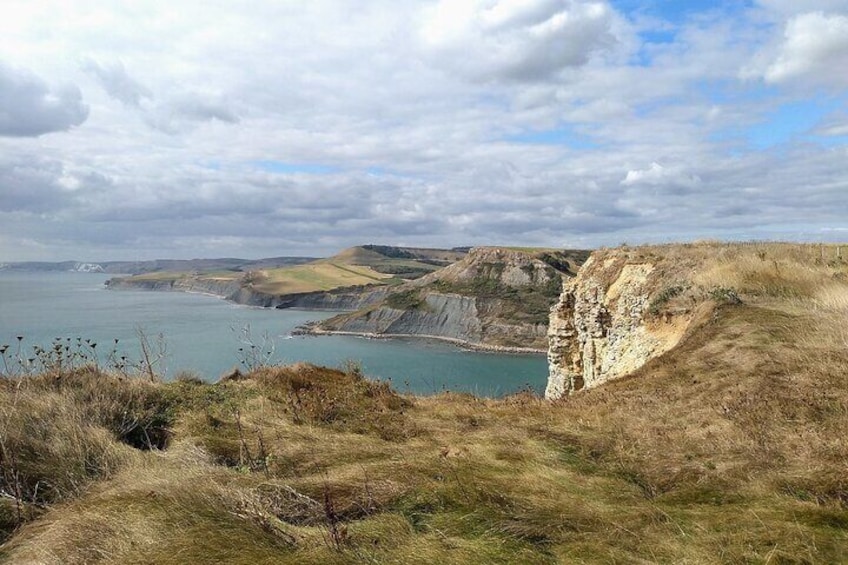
xmin=309 ymin=247 xmax=590 ymax=350
xmin=1 ymin=242 xmax=846 ymax=563
xmin=106 ymin=245 xmax=469 ymax=309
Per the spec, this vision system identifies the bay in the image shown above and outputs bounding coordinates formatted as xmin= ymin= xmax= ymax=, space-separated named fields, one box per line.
xmin=0 ymin=272 xmax=547 ymax=396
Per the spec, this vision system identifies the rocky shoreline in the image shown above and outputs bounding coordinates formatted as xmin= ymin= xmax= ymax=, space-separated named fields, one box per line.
xmin=106 ymin=276 xmax=542 ymax=353
xmin=294 ymin=324 xmax=547 ymax=354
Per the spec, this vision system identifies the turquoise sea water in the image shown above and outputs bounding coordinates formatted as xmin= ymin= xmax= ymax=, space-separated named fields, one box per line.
xmin=0 ymin=272 xmax=547 ymax=396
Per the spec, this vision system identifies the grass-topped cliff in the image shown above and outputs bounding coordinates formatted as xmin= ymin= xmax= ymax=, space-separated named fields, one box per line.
xmin=106 ymin=245 xmax=468 ymax=305
xmin=2 ymin=242 xmax=847 ymax=563
xmin=311 ymin=247 xmax=590 ymax=350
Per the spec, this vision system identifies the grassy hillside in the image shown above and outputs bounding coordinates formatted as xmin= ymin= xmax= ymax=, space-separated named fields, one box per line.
xmin=325 ymin=245 xmax=466 ymax=279
xmin=246 ymin=245 xmax=469 ymax=294
xmin=247 ymin=262 xmax=395 ymax=294
xmin=2 ymin=242 xmax=847 ymax=563
xmin=111 ymin=245 xmax=468 ymax=297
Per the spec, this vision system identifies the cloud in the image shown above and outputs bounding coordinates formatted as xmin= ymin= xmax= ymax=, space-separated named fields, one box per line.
xmin=82 ymin=59 xmax=153 ymax=107
xmin=145 ymin=94 xmax=239 ymax=134
xmin=621 ymin=162 xmax=701 ymax=188
xmin=420 ymin=0 xmax=618 ymax=82
xmin=0 ymin=62 xmax=88 ymax=137
xmin=0 ymin=154 xmax=76 ymax=212
xmin=81 ymin=58 xmax=238 ymax=133
xmin=1 ymin=1 xmax=847 ymax=260
xmin=763 ymin=11 xmax=848 ymax=86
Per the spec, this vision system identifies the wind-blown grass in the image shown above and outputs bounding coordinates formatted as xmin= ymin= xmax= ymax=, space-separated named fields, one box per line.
xmin=1 ymin=243 xmax=847 ymax=563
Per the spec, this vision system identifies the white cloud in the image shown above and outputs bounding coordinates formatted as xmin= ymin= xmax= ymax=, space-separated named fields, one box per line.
xmin=755 ymin=1 xmax=848 ymax=17
xmin=763 ymin=12 xmax=848 ymax=86
xmin=144 ymin=94 xmax=239 ymax=134
xmin=420 ymin=0 xmax=618 ymax=82
xmin=0 ymin=1 xmax=846 ymax=260
xmin=621 ymin=162 xmax=701 ymax=188
xmin=819 ymin=123 xmax=848 ymax=136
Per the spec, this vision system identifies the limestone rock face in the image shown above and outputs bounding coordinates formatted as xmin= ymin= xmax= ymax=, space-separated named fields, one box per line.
xmin=315 ymin=247 xmax=589 ymax=350
xmin=546 ymin=251 xmax=694 ymax=399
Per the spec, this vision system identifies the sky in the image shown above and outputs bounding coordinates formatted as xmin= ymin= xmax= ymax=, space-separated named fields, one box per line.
xmin=1 ymin=0 xmax=847 ymax=261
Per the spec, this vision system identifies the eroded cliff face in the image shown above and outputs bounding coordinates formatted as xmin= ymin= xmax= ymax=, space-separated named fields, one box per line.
xmin=546 ymin=249 xmax=701 ymax=399
xmin=314 ymin=247 xmax=588 ymax=350
xmin=319 ymin=293 xmax=484 ymax=343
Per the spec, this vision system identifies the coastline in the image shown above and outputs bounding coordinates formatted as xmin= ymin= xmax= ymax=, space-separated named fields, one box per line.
xmin=108 ymin=278 xmax=548 ymax=355
xmin=297 ymin=326 xmax=547 ymax=355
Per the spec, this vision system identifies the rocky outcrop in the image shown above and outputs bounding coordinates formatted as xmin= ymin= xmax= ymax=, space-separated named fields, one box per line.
xmin=318 ymin=292 xmax=483 ymax=343
xmin=546 ymin=248 xmax=708 ymax=399
xmin=313 ymin=247 xmax=589 ymax=350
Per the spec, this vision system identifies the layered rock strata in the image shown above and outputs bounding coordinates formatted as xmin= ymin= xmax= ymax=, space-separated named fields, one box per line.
xmin=313 ymin=247 xmax=587 ymax=351
xmin=546 ymin=250 xmax=698 ymax=399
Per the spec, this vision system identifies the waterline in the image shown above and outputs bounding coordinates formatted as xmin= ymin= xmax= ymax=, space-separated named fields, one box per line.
xmin=0 ymin=272 xmax=547 ymax=396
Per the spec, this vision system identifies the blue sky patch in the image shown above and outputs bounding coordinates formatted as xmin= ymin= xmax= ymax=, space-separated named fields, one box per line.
xmin=640 ymin=29 xmax=676 ymax=45
xmin=808 ymin=134 xmax=848 ymax=148
xmin=611 ymin=0 xmax=752 ymax=24
xmin=747 ymin=99 xmax=841 ymax=149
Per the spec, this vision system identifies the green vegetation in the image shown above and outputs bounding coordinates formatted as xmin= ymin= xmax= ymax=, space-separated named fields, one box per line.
xmin=361 ymin=245 xmax=418 ymax=260
xmin=384 ymin=289 xmax=426 ymax=311
xmin=647 ymin=283 xmax=688 ymax=315
xmin=238 ymin=262 xmax=391 ymax=295
xmin=367 ymin=265 xmax=434 ymax=279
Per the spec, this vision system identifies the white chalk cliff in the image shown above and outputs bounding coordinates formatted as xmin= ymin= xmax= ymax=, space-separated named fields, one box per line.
xmin=546 ymin=248 xmax=703 ymax=399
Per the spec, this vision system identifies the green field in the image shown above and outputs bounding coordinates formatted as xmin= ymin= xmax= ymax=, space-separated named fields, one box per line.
xmin=114 ymin=246 xmax=462 ymax=296
xmin=248 ymin=262 xmax=395 ymax=294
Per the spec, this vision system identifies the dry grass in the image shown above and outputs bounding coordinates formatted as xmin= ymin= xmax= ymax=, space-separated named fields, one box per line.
xmin=249 ymin=263 xmax=393 ymax=295
xmin=2 ymin=243 xmax=847 ymax=563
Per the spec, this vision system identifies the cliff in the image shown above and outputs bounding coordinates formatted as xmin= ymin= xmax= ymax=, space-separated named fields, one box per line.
xmin=546 ymin=244 xmax=754 ymax=398
xmin=104 ymin=245 xmax=467 ymax=312
xmin=106 ymin=275 xmax=388 ymax=310
xmin=313 ymin=247 xmax=589 ymax=351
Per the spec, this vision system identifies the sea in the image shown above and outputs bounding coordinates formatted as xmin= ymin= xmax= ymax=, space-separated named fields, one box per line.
xmin=0 ymin=271 xmax=548 ymax=397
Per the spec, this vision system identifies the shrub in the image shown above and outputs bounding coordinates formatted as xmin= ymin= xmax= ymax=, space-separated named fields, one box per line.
xmin=707 ymin=286 xmax=742 ymax=304
xmin=648 ymin=284 xmax=687 ymax=315
xmin=385 ymin=290 xmax=425 ymax=311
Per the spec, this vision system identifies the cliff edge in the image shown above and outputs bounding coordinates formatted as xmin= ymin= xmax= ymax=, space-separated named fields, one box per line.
xmin=313 ymin=247 xmax=589 ymax=351
xmin=546 ymin=244 xmax=737 ymax=398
